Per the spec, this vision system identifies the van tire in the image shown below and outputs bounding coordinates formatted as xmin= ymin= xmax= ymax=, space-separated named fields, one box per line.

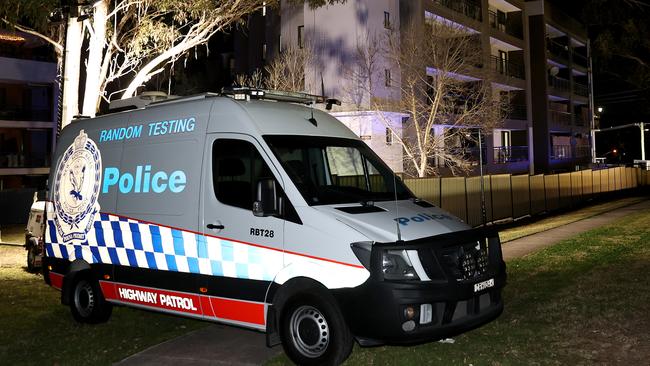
xmin=70 ymin=274 xmax=112 ymax=324
xmin=280 ymin=292 xmax=353 ymax=366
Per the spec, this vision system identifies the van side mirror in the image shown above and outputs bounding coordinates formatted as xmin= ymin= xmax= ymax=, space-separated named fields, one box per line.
xmin=253 ymin=178 xmax=279 ymax=217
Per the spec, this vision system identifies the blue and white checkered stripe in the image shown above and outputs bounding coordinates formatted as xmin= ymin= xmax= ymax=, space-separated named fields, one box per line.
xmin=46 ymin=213 xmax=283 ymax=281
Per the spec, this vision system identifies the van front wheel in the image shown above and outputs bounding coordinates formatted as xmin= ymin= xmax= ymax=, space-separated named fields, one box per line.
xmin=70 ymin=275 xmax=112 ymax=324
xmin=280 ymin=293 xmax=353 ymax=365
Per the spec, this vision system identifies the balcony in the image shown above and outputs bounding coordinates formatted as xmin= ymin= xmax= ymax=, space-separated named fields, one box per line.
xmin=493 ymin=146 xmax=528 ymax=164
xmin=574 ymin=82 xmax=589 ymax=97
xmin=491 ymin=56 xmax=525 ymax=79
xmin=549 ymin=109 xmax=571 ymax=125
xmin=0 ymin=153 xmax=51 ymax=169
xmin=433 ymin=0 xmax=482 ymax=21
xmin=546 ymin=38 xmax=569 ymax=62
xmin=572 ymin=52 xmax=588 ymax=68
xmin=575 ymin=145 xmax=591 ymax=158
xmin=551 ymin=145 xmax=572 ymax=159
xmin=488 ymin=10 xmax=523 ymax=39
xmin=506 ymin=104 xmax=527 ymax=120
xmin=548 ymin=75 xmax=571 ymax=93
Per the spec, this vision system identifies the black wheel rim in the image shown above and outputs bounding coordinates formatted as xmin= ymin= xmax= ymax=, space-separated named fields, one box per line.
xmin=74 ymin=280 xmax=95 ymax=317
xmin=289 ymin=305 xmax=330 ymax=358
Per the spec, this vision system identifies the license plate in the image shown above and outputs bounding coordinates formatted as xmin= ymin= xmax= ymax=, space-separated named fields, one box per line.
xmin=473 ymin=278 xmax=494 ymax=293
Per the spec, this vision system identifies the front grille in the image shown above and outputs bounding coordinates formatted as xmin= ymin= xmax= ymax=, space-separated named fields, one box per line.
xmin=441 ymin=240 xmax=489 ymax=282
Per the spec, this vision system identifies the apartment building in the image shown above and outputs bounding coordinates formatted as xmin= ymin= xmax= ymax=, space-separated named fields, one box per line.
xmin=235 ymin=0 xmax=592 ymax=175
xmin=0 ymin=28 xmax=58 ymax=191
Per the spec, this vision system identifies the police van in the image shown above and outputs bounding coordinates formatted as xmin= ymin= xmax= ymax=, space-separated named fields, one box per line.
xmin=43 ymin=89 xmax=506 ymax=365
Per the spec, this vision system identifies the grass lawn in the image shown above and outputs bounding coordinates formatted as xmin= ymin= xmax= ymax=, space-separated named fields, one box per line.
xmin=268 ymin=208 xmax=650 ymax=365
xmin=0 ymin=247 xmax=207 ymax=364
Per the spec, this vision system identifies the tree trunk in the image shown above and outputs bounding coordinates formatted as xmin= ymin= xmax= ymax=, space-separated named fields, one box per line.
xmin=61 ymin=17 xmax=82 ymax=129
xmin=81 ymin=0 xmax=108 ymax=117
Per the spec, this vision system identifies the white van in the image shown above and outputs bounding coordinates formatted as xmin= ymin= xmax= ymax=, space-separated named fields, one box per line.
xmin=43 ymin=89 xmax=506 ymax=365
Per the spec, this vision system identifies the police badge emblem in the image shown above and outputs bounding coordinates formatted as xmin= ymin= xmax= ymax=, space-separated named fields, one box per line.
xmin=53 ymin=130 xmax=102 ymax=243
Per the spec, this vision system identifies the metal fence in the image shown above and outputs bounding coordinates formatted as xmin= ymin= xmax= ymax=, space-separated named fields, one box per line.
xmin=404 ymin=167 xmax=648 ymax=227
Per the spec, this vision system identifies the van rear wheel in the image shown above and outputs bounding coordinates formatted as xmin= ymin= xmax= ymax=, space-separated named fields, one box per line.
xmin=70 ymin=275 xmax=112 ymax=324
xmin=280 ymin=293 xmax=353 ymax=365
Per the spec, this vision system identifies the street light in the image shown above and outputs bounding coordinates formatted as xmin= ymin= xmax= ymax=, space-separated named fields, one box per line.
xmin=597 ymin=106 xmax=604 ymax=113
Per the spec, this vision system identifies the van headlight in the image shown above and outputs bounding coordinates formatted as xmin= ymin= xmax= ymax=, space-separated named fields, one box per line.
xmin=382 ymin=250 xmax=419 ymax=281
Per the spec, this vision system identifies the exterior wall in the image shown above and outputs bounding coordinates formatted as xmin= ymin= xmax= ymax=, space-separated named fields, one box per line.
xmin=332 ymin=110 xmax=405 ymax=173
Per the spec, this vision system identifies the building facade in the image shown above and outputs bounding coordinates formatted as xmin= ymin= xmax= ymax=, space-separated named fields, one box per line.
xmin=236 ymin=0 xmax=593 ymax=175
xmin=0 ymin=29 xmax=58 ymax=191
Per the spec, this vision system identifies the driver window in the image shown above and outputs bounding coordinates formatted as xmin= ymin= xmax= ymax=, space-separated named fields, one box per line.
xmin=212 ymin=139 xmax=274 ymax=210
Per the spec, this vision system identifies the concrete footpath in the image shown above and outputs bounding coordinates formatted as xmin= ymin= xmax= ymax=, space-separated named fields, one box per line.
xmin=115 ymin=197 xmax=650 ymax=366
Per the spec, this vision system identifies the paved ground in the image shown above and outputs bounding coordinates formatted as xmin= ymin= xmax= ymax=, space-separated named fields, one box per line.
xmin=115 ymin=323 xmax=282 ymax=366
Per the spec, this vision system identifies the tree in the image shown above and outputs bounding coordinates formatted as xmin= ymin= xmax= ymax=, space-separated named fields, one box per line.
xmin=236 ymin=44 xmax=314 ymax=92
xmin=2 ymin=0 xmax=346 ymax=128
xmin=350 ymin=21 xmax=506 ymax=177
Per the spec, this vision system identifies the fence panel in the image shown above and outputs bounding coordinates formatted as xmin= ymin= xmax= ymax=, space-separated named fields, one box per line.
xmin=530 ymin=174 xmax=546 ymax=214
xmin=544 ymin=174 xmax=560 ymax=211
xmin=490 ymin=174 xmax=513 ymax=221
xmin=570 ymin=171 xmax=582 ymax=204
xmin=592 ymin=169 xmax=602 ymax=194
xmin=558 ymin=173 xmax=572 ymax=208
xmin=628 ymin=167 xmax=635 ymax=188
xmin=511 ymin=175 xmax=530 ymax=219
xmin=405 ymin=177 xmax=440 ymax=206
xmin=466 ymin=176 xmax=493 ymax=226
xmin=441 ymin=177 xmax=467 ymax=223
xmin=609 ymin=168 xmax=617 ymax=192
xmin=581 ymin=170 xmax=593 ymax=197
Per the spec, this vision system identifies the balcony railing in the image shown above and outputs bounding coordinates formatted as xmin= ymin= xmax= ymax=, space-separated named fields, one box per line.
xmin=548 ymin=75 xmax=571 ymax=93
xmin=551 ymin=145 xmax=572 ymax=159
xmin=0 ymin=154 xmax=51 ymax=169
xmin=574 ymin=83 xmax=589 ymax=97
xmin=572 ymin=52 xmax=588 ymax=68
xmin=549 ymin=109 xmax=572 ymax=125
xmin=546 ymin=38 xmax=569 ymax=61
xmin=434 ymin=0 xmax=482 ymax=21
xmin=506 ymin=104 xmax=527 ymax=120
xmin=490 ymin=56 xmax=525 ymax=79
xmin=488 ymin=10 xmax=523 ymax=39
xmin=575 ymin=145 xmax=591 ymax=158
xmin=573 ymin=112 xmax=588 ymax=127
xmin=493 ymin=146 xmax=528 ymax=164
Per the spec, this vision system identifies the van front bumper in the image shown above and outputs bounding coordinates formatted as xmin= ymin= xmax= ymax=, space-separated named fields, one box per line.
xmin=334 ymin=228 xmax=506 ymax=344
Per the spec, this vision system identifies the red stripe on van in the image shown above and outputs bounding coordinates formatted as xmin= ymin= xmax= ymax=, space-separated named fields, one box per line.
xmin=100 ymin=281 xmax=265 ymax=326
xmin=103 ymin=212 xmax=365 ymax=269
xmin=49 ymin=272 xmax=63 ymax=290
xmin=206 ymin=296 xmax=265 ymax=326
xmin=101 ymin=282 xmax=202 ymax=316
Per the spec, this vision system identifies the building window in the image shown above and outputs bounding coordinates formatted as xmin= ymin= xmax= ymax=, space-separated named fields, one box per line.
xmin=385 ymin=69 xmax=391 ymax=87
xmin=298 ymin=25 xmax=304 ymax=48
xmin=384 ymin=11 xmax=390 ymax=29
xmin=386 ymin=128 xmax=393 ymax=145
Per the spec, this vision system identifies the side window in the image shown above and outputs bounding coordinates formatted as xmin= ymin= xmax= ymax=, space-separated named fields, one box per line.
xmin=212 ymin=139 xmax=274 ymax=210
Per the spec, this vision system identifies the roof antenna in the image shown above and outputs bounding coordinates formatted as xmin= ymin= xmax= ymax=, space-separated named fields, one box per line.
xmin=392 ymin=157 xmax=402 ymax=242
xmin=308 ymin=102 xmax=317 ymax=126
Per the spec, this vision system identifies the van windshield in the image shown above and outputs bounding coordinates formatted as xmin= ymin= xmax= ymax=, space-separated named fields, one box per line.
xmin=264 ymin=135 xmax=414 ymax=205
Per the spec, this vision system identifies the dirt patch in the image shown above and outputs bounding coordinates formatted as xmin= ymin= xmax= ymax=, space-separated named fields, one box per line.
xmin=1 ymin=224 xmax=25 ymax=245
xmin=0 ymin=245 xmax=26 ymax=268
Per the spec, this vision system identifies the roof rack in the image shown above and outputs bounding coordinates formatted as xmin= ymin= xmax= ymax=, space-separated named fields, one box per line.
xmin=221 ymin=87 xmax=341 ymax=110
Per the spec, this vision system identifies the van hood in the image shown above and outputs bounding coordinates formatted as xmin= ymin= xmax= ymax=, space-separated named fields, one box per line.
xmin=312 ymin=200 xmax=470 ymax=243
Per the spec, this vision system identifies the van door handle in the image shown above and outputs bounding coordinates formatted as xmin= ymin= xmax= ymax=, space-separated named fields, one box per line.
xmin=206 ymin=224 xmax=224 ymax=230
